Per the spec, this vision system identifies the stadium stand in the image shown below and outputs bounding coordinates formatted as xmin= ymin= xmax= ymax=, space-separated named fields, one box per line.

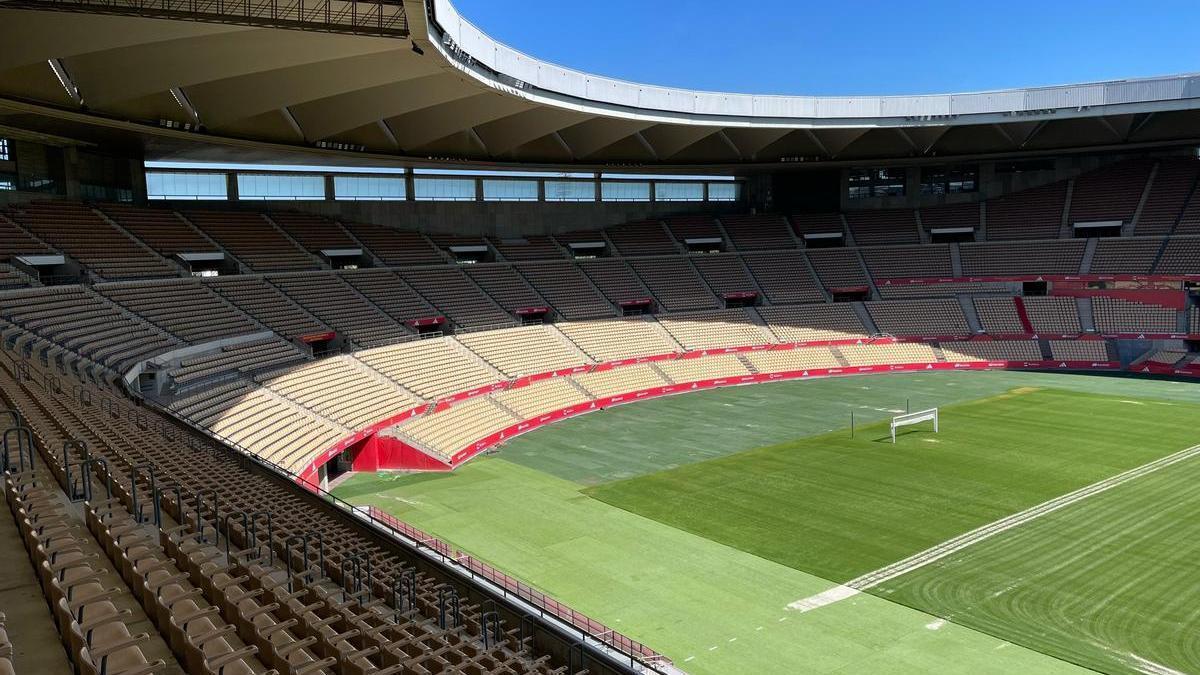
xmin=355 ymin=337 xmax=498 ymax=400
xmin=0 ymin=264 xmax=32 ymax=290
xmin=974 ymin=297 xmax=1026 ymax=334
xmin=1088 ymin=237 xmax=1163 ymax=274
xmin=0 ymin=212 xmax=54 ymax=257
xmin=942 ymin=340 xmax=1043 ymax=361
xmin=399 ymin=267 xmax=513 ymax=328
xmin=493 ymin=236 xmax=565 ymax=261
xmin=878 ymin=281 xmax=1010 ymax=299
xmin=1092 ymin=297 xmax=1179 ymax=334
xmin=741 ymin=252 xmax=825 ymax=304
xmin=866 ymin=299 xmax=971 ymax=336
xmin=183 ymin=210 xmax=318 ymax=271
xmin=789 ymin=213 xmax=844 ymax=238
xmin=258 ymin=355 xmax=417 ymax=429
xmin=657 ymin=309 xmax=774 ymax=350
xmin=340 ymin=221 xmax=446 ymax=265
xmin=655 ymin=353 xmax=752 ymax=383
xmin=207 ymin=275 xmax=328 ymax=339
xmin=837 ymin=342 xmax=938 ymax=366
xmin=493 ymin=376 xmax=590 ymax=418
xmin=1153 ymin=237 xmax=1200 ymax=274
xmin=573 ymin=363 xmax=669 ymax=398
xmin=960 ymin=240 xmax=1086 ymax=276
xmin=266 ymin=211 xmax=358 ymax=252
xmin=860 ymin=245 xmax=953 ymax=279
xmin=984 ymin=180 xmax=1067 ymax=240
xmin=465 ymin=265 xmax=547 ymax=313
xmin=605 ymin=221 xmax=677 ymax=255
xmin=169 ymin=336 xmax=306 ymax=387
xmin=556 ymin=316 xmax=680 ymax=361
xmin=627 ymin=258 xmax=719 ymax=311
xmin=843 ymin=209 xmax=921 ymax=245
xmin=1192 ymin=308 xmax=1200 ymax=333
xmin=393 ymin=397 xmax=517 ymax=458
xmin=516 ymin=262 xmax=616 ymax=319
xmin=805 ymin=248 xmax=871 ymax=289
xmin=664 ymin=215 xmax=723 ymax=241
xmin=1135 ymin=158 xmax=1199 ymax=235
xmin=1068 ymin=159 xmax=1154 ymax=226
xmin=341 ymin=268 xmax=438 ymax=324
xmin=576 ymin=259 xmax=651 ymax=305
xmin=1023 ymin=297 xmax=1083 ymax=334
xmin=719 ymin=214 xmax=795 ymax=250
xmin=270 ymin=273 xmax=404 ymax=345
xmin=919 ymin=202 xmax=980 ymax=233
xmin=740 ymin=346 xmax=843 ymax=373
xmin=690 ymin=255 xmax=760 ymax=295
xmin=758 ymin=304 xmax=867 ymax=342
xmin=99 ymin=202 xmax=218 ymax=254
xmin=95 ymin=278 xmax=260 ymax=343
xmin=457 ymin=325 xmax=588 ymax=376
xmin=5 ymin=201 xmax=178 ymax=279
xmin=1049 ymin=339 xmax=1111 ymax=361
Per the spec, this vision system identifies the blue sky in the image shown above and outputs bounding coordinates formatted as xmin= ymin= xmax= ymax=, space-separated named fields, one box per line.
xmin=451 ymin=1 xmax=1200 ymax=96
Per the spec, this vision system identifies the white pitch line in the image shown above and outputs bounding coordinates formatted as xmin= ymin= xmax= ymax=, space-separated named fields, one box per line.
xmin=789 ymin=443 xmax=1200 ymax=612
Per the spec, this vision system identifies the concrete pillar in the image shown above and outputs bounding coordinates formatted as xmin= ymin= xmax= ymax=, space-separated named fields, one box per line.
xmin=226 ymin=172 xmax=239 ymax=201
xmin=324 ymin=174 xmax=335 ymax=201
xmin=63 ymin=147 xmax=81 ymax=199
xmin=404 ymin=169 xmax=416 ymax=201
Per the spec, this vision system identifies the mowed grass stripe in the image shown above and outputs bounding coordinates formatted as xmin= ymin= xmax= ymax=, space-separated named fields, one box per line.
xmin=877 ymin=451 xmax=1200 ymax=674
xmin=586 ymin=388 xmax=1200 ymax=582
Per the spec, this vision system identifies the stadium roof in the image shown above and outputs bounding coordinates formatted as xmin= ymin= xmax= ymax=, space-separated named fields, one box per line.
xmin=1 ymin=0 xmax=1200 ymax=169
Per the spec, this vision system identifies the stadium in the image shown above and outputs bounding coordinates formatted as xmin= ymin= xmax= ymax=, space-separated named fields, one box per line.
xmin=0 ymin=1 xmax=1199 ymax=673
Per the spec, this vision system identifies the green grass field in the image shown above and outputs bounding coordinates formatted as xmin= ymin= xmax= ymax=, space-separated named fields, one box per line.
xmin=334 ymin=371 xmax=1200 ymax=674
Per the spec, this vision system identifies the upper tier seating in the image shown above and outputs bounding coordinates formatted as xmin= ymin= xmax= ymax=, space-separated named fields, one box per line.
xmin=1049 ymin=340 xmax=1110 ymax=362
xmin=465 ymin=265 xmax=546 ymax=312
xmin=99 ymin=202 xmax=217 ymax=253
xmin=356 ymin=338 xmax=497 ymax=399
xmin=457 ymin=325 xmax=588 ymax=376
xmin=183 ymin=210 xmax=317 ymax=271
xmin=95 ymin=278 xmax=259 ymax=344
xmin=974 ymin=297 xmax=1025 ymax=334
xmin=1 ymin=286 xmax=180 ymax=369
xmin=741 ymin=346 xmax=842 ymax=373
xmin=689 ymin=255 xmax=759 ymax=295
xmin=789 ymin=213 xmax=844 ymax=237
xmin=1176 ymin=185 xmax=1200 ymax=234
xmin=515 ymin=262 xmax=615 ymax=319
xmin=1088 ymin=238 xmax=1163 ymax=274
xmin=860 ymin=245 xmax=953 ymax=279
xmin=986 ymin=181 xmax=1067 ymax=240
xmin=843 ymin=209 xmax=921 ymax=245
xmin=577 ymin=259 xmax=651 ymax=304
xmin=270 ymin=273 xmax=403 ymax=345
xmin=837 ymin=342 xmax=938 ymax=366
xmin=6 ymin=201 xmax=177 ymax=278
xmin=719 ymin=214 xmax=795 ymax=250
xmin=0 ymin=264 xmax=31 ymax=290
xmin=399 ymin=267 xmax=512 ymax=327
xmin=606 ymin=221 xmax=677 ymax=255
xmin=170 ymin=336 xmax=305 ymax=386
xmin=1023 ymin=297 xmax=1082 ymax=334
xmin=1136 ymin=158 xmax=1199 ymax=235
xmin=657 ymin=309 xmax=774 ymax=350
xmin=340 ymin=221 xmax=446 ymax=265
xmin=878 ymin=281 xmax=1010 ymax=299
xmin=628 ymin=258 xmax=719 ymax=312
xmin=0 ymin=212 xmax=53 ymax=258
xmin=758 ymin=304 xmax=867 ymax=342
xmin=207 ymin=276 xmax=327 ymax=339
xmin=655 ymin=353 xmax=751 ymax=383
xmin=1068 ymin=159 xmax=1153 ymax=226
xmin=1092 ymin=297 xmax=1179 ymax=334
xmin=493 ymin=236 xmax=564 ymax=261
xmin=572 ymin=363 xmax=668 ymax=398
xmin=266 ymin=211 xmax=357 ymax=251
xmin=866 ymin=299 xmax=970 ymax=336
xmin=1153 ymin=237 xmax=1200 ymax=274
xmin=258 ymin=356 xmax=417 ymax=429
xmin=942 ymin=340 xmax=1043 ymax=362
xmin=340 ymin=268 xmax=437 ymax=323
xmin=741 ymin=252 xmax=825 ymax=304
xmin=664 ymin=215 xmax=722 ymax=241
xmin=919 ymin=203 xmax=980 ymax=233
xmin=960 ymin=240 xmax=1085 ymax=276
xmin=556 ymin=316 xmax=679 ymax=362
xmin=806 ymin=248 xmax=870 ymax=289
xmin=1192 ymin=308 xmax=1200 ymax=333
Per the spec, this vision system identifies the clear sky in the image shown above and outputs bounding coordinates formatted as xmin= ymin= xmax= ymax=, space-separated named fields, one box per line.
xmin=451 ymin=1 xmax=1199 ymax=96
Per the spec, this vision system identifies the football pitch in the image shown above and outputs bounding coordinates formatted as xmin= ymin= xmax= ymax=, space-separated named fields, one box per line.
xmin=333 ymin=371 xmax=1200 ymax=674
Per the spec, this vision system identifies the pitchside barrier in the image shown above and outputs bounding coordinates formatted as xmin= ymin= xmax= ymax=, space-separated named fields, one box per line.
xmin=891 ymin=408 xmax=939 ymax=443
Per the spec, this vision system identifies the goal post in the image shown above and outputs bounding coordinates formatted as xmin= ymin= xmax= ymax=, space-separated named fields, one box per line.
xmin=890 ymin=408 xmax=939 ymax=443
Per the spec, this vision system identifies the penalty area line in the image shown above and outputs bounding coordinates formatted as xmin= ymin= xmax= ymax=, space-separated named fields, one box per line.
xmin=788 ymin=442 xmax=1200 ymax=612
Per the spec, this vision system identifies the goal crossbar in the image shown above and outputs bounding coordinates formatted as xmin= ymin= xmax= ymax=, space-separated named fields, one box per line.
xmin=891 ymin=408 xmax=939 ymax=443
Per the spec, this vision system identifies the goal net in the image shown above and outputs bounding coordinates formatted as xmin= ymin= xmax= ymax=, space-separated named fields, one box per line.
xmin=890 ymin=408 xmax=939 ymax=443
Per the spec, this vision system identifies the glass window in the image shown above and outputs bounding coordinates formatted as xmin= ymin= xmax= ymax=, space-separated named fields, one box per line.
xmin=334 ymin=175 xmax=406 ymax=201
xmin=921 ymin=165 xmax=978 ymax=195
xmin=848 ymin=167 xmax=906 ymax=199
xmin=654 ymin=182 xmax=704 ymax=201
xmin=601 ymin=181 xmax=650 ymax=202
xmin=237 ymin=173 xmax=324 ymax=200
xmin=0 ymin=139 xmax=8 ymax=161
xmin=707 ymin=182 xmax=741 ymax=202
xmin=414 ymin=177 xmax=475 ymax=201
xmin=146 ymin=171 xmax=228 ymax=200
xmin=544 ymin=180 xmax=594 ymax=202
xmin=483 ymin=179 xmax=538 ymax=201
